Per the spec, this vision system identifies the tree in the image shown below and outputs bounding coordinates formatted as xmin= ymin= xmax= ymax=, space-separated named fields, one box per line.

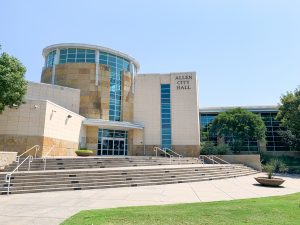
xmin=0 ymin=46 xmax=27 ymax=113
xmin=210 ymin=108 xmax=266 ymax=152
xmin=276 ymin=87 xmax=300 ymax=150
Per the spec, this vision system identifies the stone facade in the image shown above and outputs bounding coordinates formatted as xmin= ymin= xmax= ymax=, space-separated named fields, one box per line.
xmin=85 ymin=126 xmax=98 ymax=156
xmin=0 ymin=135 xmax=78 ymax=157
xmin=41 ymin=64 xmax=111 ymax=119
xmin=0 ymin=151 xmax=17 ymax=170
xmin=0 ymin=97 xmax=84 ymax=157
xmin=218 ymin=155 xmax=262 ymax=171
xmin=121 ymin=71 xmax=134 ymax=122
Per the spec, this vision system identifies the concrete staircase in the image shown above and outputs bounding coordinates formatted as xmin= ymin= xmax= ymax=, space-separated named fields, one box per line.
xmin=0 ymin=157 xmax=258 ymax=195
xmin=1 ymin=156 xmax=198 ymax=172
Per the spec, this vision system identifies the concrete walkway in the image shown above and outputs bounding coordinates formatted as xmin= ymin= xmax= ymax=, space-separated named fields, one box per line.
xmin=0 ymin=173 xmax=299 ymax=225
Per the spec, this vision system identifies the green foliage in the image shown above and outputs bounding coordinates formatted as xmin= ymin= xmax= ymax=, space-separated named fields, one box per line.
xmin=200 ymin=141 xmax=231 ymax=155
xmin=276 ymin=87 xmax=300 ymax=150
xmin=61 ymin=193 xmax=300 ymax=225
xmin=75 ymin=149 xmax=94 ymax=156
xmin=263 ymin=159 xmax=288 ymax=179
xmin=210 ymin=108 xmax=266 ymax=152
xmin=0 ymin=50 xmax=27 ymax=113
xmin=76 ymin=149 xmax=94 ymax=153
xmin=260 ymin=153 xmax=300 ymax=174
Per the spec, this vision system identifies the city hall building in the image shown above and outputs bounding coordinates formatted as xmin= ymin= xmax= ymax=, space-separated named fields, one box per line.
xmin=0 ymin=43 xmax=200 ymax=157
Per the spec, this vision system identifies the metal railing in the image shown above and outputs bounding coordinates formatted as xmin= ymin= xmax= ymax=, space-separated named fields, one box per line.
xmin=42 ymin=145 xmax=55 ymax=171
xmin=163 ymin=148 xmax=183 ymax=159
xmin=153 ymin=146 xmax=173 ymax=164
xmin=16 ymin=145 xmax=40 ymax=167
xmin=5 ymin=155 xmax=33 ymax=195
xmin=199 ymin=155 xmax=231 ymax=166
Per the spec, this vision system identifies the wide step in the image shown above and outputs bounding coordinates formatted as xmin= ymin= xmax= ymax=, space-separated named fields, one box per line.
xmin=0 ymin=163 xmax=258 ymax=195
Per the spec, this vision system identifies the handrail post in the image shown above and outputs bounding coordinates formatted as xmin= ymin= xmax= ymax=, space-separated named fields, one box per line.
xmin=42 ymin=145 xmax=55 ymax=171
xmin=5 ymin=174 xmax=11 ymax=195
xmin=16 ymin=156 xmax=20 ymax=172
xmin=34 ymin=146 xmax=40 ymax=158
xmin=43 ymin=158 xmax=46 ymax=171
xmin=28 ymin=156 xmax=33 ymax=171
xmin=5 ymin=155 xmax=33 ymax=195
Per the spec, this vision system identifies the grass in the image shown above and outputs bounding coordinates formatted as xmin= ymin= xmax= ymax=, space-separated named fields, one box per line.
xmin=61 ymin=192 xmax=300 ymax=225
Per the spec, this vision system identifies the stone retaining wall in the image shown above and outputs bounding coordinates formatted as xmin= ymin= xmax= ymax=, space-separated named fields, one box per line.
xmin=217 ymin=154 xmax=261 ymax=171
xmin=0 ymin=151 xmax=17 ymax=170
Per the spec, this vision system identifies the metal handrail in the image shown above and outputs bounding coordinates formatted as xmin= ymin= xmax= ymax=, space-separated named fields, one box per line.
xmin=199 ymin=155 xmax=217 ymax=164
xmin=163 ymin=148 xmax=183 ymax=158
xmin=212 ymin=155 xmax=231 ymax=164
xmin=16 ymin=145 xmax=40 ymax=167
xmin=153 ymin=147 xmax=173 ymax=164
xmin=5 ymin=155 xmax=33 ymax=195
xmin=42 ymin=145 xmax=55 ymax=171
xmin=199 ymin=155 xmax=231 ymax=166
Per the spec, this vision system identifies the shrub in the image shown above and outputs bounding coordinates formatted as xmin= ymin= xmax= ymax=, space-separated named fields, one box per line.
xmin=216 ymin=144 xmax=231 ymax=155
xmin=200 ymin=142 xmax=231 ymax=155
xmin=200 ymin=142 xmax=217 ymax=155
xmin=75 ymin=149 xmax=94 ymax=156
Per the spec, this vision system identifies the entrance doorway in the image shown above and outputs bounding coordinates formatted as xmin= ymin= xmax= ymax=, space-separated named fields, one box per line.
xmin=97 ymin=129 xmax=128 ymax=156
xmin=100 ymin=138 xmax=126 ymax=156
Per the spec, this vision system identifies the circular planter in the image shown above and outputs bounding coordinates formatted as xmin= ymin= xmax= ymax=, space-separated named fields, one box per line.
xmin=255 ymin=177 xmax=285 ymax=187
xmin=75 ymin=150 xmax=94 ymax=157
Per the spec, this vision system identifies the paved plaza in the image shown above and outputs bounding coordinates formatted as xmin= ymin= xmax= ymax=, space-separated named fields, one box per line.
xmin=0 ymin=173 xmax=299 ymax=225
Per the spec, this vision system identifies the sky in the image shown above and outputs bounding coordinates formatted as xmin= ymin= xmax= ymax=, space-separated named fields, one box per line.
xmin=0 ymin=0 xmax=299 ymax=107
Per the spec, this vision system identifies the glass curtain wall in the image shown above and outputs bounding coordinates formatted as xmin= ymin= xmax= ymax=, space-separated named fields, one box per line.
xmin=200 ymin=112 xmax=289 ymax=151
xmin=261 ymin=112 xmax=289 ymax=151
xmin=161 ymin=84 xmax=172 ymax=149
xmin=45 ymin=50 xmax=56 ymax=68
xmin=59 ymin=48 xmax=96 ymax=64
xmin=99 ymin=52 xmax=130 ymax=121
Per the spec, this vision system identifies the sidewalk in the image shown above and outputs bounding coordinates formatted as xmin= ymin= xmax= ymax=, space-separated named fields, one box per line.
xmin=0 ymin=173 xmax=299 ymax=225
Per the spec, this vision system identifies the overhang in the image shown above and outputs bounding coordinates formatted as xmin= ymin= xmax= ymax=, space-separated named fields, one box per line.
xmin=83 ymin=119 xmax=144 ymax=130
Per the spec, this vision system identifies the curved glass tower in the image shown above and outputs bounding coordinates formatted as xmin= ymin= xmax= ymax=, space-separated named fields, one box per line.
xmin=41 ymin=44 xmax=141 ymax=156
xmin=41 ymin=43 xmax=139 ymax=122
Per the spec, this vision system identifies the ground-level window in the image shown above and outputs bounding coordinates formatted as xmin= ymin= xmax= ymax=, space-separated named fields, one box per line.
xmin=97 ymin=129 xmax=128 ymax=155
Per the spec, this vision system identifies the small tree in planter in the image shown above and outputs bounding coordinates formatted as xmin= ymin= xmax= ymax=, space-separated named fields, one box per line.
xmin=255 ymin=159 xmax=288 ymax=187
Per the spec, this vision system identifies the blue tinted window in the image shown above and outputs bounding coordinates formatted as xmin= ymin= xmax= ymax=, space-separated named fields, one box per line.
xmin=161 ymin=84 xmax=172 ymax=149
xmin=161 ymin=104 xmax=171 ymax=109
xmin=59 ymin=48 xmax=95 ymax=64
xmin=161 ymin=98 xmax=170 ymax=104
xmin=162 ymin=134 xmax=172 ymax=140
xmin=161 ymin=87 xmax=170 ymax=93
xmin=162 ymin=118 xmax=171 ymax=123
xmin=46 ymin=50 xmax=56 ymax=67
xmin=98 ymin=52 xmax=133 ymax=121
xmin=162 ymin=113 xmax=171 ymax=119
xmin=161 ymin=93 xmax=170 ymax=98
xmin=161 ymin=84 xmax=170 ymax=89
xmin=161 ymin=108 xmax=171 ymax=114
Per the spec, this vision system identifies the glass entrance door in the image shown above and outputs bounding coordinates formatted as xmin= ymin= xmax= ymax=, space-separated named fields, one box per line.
xmin=100 ymin=138 xmax=126 ymax=156
xmin=97 ymin=129 xmax=128 ymax=156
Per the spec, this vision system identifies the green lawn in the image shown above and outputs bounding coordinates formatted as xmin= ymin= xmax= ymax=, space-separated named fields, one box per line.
xmin=61 ymin=192 xmax=300 ymax=225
